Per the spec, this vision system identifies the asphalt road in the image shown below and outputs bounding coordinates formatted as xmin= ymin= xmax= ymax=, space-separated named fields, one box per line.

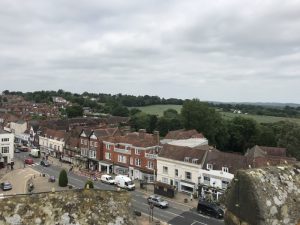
xmin=14 ymin=152 xmax=224 ymax=225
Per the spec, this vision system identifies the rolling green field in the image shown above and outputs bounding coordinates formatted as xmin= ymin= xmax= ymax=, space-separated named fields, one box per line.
xmin=131 ymin=104 xmax=300 ymax=124
xmin=130 ymin=104 xmax=182 ymax=117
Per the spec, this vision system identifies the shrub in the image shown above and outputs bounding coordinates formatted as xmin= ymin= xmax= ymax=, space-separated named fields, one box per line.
xmin=59 ymin=169 xmax=68 ymax=187
xmin=84 ymin=180 xmax=94 ymax=189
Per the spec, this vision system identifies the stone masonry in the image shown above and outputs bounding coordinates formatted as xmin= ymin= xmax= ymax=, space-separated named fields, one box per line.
xmin=0 ymin=189 xmax=136 ymax=225
xmin=224 ymin=162 xmax=300 ymax=225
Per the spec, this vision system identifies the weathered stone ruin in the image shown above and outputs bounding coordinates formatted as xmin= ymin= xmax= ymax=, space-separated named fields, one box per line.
xmin=225 ymin=162 xmax=300 ymax=225
xmin=0 ymin=189 xmax=136 ymax=225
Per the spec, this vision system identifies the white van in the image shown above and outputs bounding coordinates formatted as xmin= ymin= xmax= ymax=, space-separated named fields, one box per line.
xmin=29 ymin=149 xmax=40 ymax=158
xmin=115 ymin=175 xmax=135 ymax=190
xmin=100 ymin=174 xmax=115 ymax=185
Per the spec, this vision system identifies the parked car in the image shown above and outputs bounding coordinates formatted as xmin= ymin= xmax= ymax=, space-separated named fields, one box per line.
xmin=147 ymin=195 xmax=169 ymax=209
xmin=48 ymin=176 xmax=56 ymax=182
xmin=0 ymin=181 xmax=12 ymax=191
xmin=24 ymin=158 xmax=34 ymax=165
xmin=100 ymin=174 xmax=115 ymax=185
xmin=14 ymin=149 xmax=21 ymax=153
xmin=197 ymin=200 xmax=224 ymax=219
xmin=40 ymin=160 xmax=50 ymax=167
xmin=20 ymin=146 xmax=30 ymax=152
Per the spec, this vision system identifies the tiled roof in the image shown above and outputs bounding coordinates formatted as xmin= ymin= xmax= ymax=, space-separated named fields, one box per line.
xmin=103 ymin=132 xmax=158 ymax=147
xmin=204 ymin=150 xmax=248 ymax=174
xmin=41 ymin=128 xmax=66 ymax=140
xmin=165 ymin=129 xmax=204 ymax=139
xmin=158 ymin=144 xmax=207 ymax=164
xmin=257 ymin=146 xmax=287 ymax=157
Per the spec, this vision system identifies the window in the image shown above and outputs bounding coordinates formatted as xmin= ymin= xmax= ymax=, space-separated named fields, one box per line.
xmin=58 ymin=146 xmax=60 ymax=151
xmin=175 ymin=169 xmax=178 ymax=177
xmin=184 ymin=157 xmax=190 ymax=162
xmin=50 ymin=144 xmax=53 ymax=149
xmin=1 ymin=138 xmax=9 ymax=142
xmin=118 ymin=155 xmax=127 ymax=163
xmin=185 ymin=172 xmax=192 ymax=180
xmin=94 ymin=142 xmax=98 ymax=147
xmin=204 ymin=176 xmax=210 ymax=181
xmin=90 ymin=150 xmax=96 ymax=158
xmin=105 ymin=152 xmax=111 ymax=160
xmin=162 ymin=177 xmax=168 ymax=184
xmin=135 ymin=158 xmax=141 ymax=166
xmin=84 ymin=140 xmax=87 ymax=145
xmin=192 ymin=158 xmax=198 ymax=164
xmin=222 ymin=167 xmax=229 ymax=173
xmin=90 ymin=141 xmax=93 ymax=147
xmin=1 ymin=147 xmax=9 ymax=153
xmin=163 ymin=166 xmax=168 ymax=174
xmin=81 ymin=139 xmax=84 ymax=144
xmin=106 ymin=144 xmax=110 ymax=150
xmin=54 ymin=145 xmax=57 ymax=150
xmin=130 ymin=157 xmax=133 ymax=165
xmin=147 ymin=161 xmax=154 ymax=169
xmin=135 ymin=148 xmax=141 ymax=155
xmin=207 ymin=164 xmax=213 ymax=170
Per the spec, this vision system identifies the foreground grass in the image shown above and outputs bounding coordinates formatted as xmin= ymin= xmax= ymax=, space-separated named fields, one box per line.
xmin=131 ymin=104 xmax=300 ymax=124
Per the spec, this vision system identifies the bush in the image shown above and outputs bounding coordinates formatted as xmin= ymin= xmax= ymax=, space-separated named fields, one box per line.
xmin=84 ymin=180 xmax=94 ymax=189
xmin=59 ymin=169 xmax=68 ymax=187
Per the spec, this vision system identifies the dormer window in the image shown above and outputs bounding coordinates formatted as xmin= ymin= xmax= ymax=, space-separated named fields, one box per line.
xmin=207 ymin=164 xmax=213 ymax=170
xmin=192 ymin=158 xmax=198 ymax=164
xmin=184 ymin=157 xmax=190 ymax=162
xmin=222 ymin=167 xmax=229 ymax=173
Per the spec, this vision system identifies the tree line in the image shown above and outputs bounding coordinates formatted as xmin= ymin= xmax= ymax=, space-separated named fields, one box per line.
xmin=130 ymin=99 xmax=300 ymax=160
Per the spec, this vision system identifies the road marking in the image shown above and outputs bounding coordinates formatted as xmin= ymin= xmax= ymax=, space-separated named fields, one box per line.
xmin=164 ymin=211 xmax=184 ymax=218
xmin=191 ymin=220 xmax=207 ymax=225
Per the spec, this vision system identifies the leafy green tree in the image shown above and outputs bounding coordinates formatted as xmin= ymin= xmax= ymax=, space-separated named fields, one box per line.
xmin=66 ymin=105 xmax=83 ymax=118
xmin=130 ymin=108 xmax=142 ymax=116
xmin=226 ymin=117 xmax=259 ymax=153
xmin=181 ymin=99 xmax=223 ymax=145
xmin=111 ymin=105 xmax=129 ymax=117
xmin=59 ymin=169 xmax=68 ymax=187
xmin=84 ymin=180 xmax=94 ymax=189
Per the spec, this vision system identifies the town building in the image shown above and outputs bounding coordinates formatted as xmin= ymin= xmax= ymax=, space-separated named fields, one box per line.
xmin=102 ymin=129 xmax=161 ymax=182
xmin=157 ymin=144 xmax=207 ymax=194
xmin=0 ymin=129 xmax=14 ymax=166
xmin=39 ymin=128 xmax=66 ymax=158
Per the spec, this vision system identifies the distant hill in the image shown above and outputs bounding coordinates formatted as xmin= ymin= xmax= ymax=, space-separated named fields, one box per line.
xmin=209 ymin=101 xmax=300 ymax=108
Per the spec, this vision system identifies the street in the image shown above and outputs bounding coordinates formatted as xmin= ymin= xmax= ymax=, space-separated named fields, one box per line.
xmin=14 ymin=152 xmax=224 ymax=225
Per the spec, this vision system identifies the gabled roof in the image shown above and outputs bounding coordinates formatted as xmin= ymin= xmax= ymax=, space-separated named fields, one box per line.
xmin=158 ymin=144 xmax=207 ymax=164
xmin=257 ymin=145 xmax=287 ymax=157
xmin=203 ymin=150 xmax=248 ymax=174
xmin=165 ymin=129 xmax=204 ymax=139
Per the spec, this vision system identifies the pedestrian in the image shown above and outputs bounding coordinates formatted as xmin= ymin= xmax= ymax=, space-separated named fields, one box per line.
xmin=190 ymin=193 xmax=193 ymax=201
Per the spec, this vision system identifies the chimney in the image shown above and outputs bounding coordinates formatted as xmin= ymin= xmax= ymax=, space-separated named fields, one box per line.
xmin=153 ymin=130 xmax=160 ymax=145
xmin=138 ymin=129 xmax=146 ymax=139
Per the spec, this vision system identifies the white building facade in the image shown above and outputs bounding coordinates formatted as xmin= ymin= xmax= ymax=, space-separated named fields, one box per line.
xmin=39 ymin=135 xmax=65 ymax=158
xmin=0 ymin=130 xmax=14 ymax=164
xmin=157 ymin=157 xmax=202 ymax=194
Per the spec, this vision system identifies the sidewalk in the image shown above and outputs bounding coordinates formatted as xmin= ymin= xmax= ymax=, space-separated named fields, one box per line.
xmin=133 ymin=180 xmax=198 ymax=209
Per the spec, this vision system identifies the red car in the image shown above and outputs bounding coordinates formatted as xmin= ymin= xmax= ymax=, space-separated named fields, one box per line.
xmin=24 ymin=158 xmax=34 ymax=165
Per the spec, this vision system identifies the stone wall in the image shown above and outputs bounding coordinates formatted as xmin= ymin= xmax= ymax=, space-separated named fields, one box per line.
xmin=0 ymin=189 xmax=136 ymax=225
xmin=224 ymin=163 xmax=300 ymax=225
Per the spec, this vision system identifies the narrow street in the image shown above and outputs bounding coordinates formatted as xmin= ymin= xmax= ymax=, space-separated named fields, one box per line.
xmin=13 ymin=152 xmax=224 ymax=225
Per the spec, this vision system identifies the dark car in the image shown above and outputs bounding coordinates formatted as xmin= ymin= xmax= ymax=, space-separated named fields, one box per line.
xmin=40 ymin=160 xmax=50 ymax=167
xmin=197 ymin=200 xmax=224 ymax=219
xmin=0 ymin=182 xmax=12 ymax=191
xmin=147 ymin=195 xmax=169 ymax=209
xmin=24 ymin=158 xmax=34 ymax=165
xmin=14 ymin=149 xmax=21 ymax=153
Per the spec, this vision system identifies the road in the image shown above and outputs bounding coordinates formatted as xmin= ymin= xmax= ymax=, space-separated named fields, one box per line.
xmin=14 ymin=152 xmax=224 ymax=225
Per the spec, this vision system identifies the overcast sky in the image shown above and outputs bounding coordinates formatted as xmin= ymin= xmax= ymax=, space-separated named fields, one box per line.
xmin=0 ymin=0 xmax=300 ymax=103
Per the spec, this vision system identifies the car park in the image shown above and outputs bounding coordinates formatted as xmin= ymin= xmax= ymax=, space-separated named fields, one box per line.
xmin=147 ymin=195 xmax=169 ymax=209
xmin=0 ymin=181 xmax=12 ymax=191
xmin=197 ymin=200 xmax=224 ymax=219
xmin=100 ymin=174 xmax=115 ymax=185
xmin=24 ymin=158 xmax=34 ymax=165
xmin=40 ymin=160 xmax=50 ymax=167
